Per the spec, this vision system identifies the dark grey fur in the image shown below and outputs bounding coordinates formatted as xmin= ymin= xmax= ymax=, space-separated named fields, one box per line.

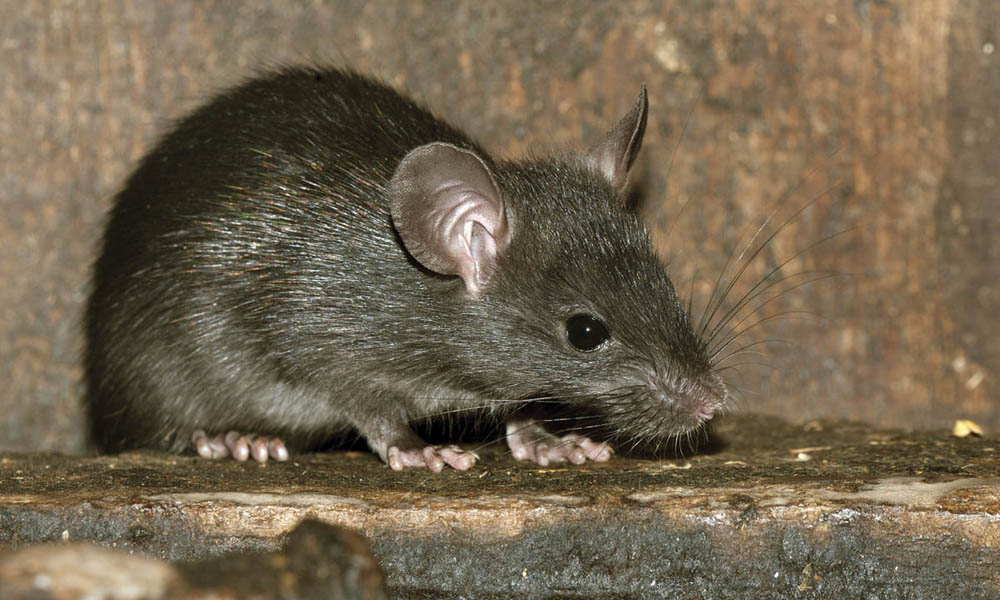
xmin=85 ymin=67 xmax=724 ymax=459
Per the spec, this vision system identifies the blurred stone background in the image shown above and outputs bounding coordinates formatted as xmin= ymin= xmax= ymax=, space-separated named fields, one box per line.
xmin=1 ymin=0 xmax=996 ymax=453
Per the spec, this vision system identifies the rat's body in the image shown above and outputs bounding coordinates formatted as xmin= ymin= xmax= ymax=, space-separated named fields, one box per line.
xmin=86 ymin=67 xmax=726 ymax=470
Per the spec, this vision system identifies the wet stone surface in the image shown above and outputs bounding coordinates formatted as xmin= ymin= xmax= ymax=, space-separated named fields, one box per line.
xmin=1 ymin=415 xmax=998 ymax=599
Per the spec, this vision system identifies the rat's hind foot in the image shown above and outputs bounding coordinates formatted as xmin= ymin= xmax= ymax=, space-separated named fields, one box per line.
xmin=505 ymin=418 xmax=613 ymax=466
xmin=192 ymin=429 xmax=290 ymax=463
xmin=386 ymin=444 xmax=479 ymax=472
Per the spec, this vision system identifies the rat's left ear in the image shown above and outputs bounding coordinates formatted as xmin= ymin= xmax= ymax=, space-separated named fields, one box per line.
xmin=389 ymin=142 xmax=510 ymax=297
xmin=584 ymin=85 xmax=648 ymax=193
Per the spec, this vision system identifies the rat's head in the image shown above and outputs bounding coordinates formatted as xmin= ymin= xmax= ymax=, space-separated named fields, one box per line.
xmin=389 ymin=87 xmax=727 ymax=448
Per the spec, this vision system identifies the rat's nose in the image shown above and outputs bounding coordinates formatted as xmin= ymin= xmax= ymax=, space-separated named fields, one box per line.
xmin=650 ymin=371 xmax=726 ymax=423
xmin=695 ymin=405 xmax=715 ymax=420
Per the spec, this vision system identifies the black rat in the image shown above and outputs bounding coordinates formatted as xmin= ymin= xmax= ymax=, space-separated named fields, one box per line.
xmin=85 ymin=66 xmax=727 ymax=471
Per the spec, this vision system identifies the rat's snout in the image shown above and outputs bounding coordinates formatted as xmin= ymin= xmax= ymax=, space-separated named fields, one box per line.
xmin=648 ymin=371 xmax=727 ymax=428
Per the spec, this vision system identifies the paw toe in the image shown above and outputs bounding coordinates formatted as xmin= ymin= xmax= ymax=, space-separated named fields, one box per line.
xmin=439 ymin=445 xmax=478 ymax=471
xmin=268 ymin=438 xmax=289 ymax=462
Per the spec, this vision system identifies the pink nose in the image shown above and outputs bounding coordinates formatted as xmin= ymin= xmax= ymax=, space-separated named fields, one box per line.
xmin=695 ymin=405 xmax=716 ymax=421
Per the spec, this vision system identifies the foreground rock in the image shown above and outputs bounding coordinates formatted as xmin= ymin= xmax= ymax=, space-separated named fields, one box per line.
xmin=0 ymin=520 xmax=386 ymax=600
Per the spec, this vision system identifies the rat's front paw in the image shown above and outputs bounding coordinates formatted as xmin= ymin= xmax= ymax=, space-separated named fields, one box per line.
xmin=506 ymin=419 xmax=613 ymax=466
xmin=192 ymin=429 xmax=290 ymax=463
xmin=386 ymin=445 xmax=479 ymax=472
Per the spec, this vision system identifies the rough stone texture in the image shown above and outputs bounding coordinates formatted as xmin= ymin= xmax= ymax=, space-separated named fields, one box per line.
xmin=0 ymin=520 xmax=387 ymax=599
xmin=1 ymin=1 xmax=997 ymax=452
xmin=1 ymin=416 xmax=997 ymax=599
xmin=0 ymin=543 xmax=186 ymax=600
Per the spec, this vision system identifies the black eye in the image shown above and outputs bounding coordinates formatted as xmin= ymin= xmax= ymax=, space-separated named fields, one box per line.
xmin=566 ymin=314 xmax=610 ymax=352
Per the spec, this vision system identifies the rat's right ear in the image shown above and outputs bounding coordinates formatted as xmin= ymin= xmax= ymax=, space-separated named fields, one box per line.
xmin=389 ymin=143 xmax=510 ymax=297
xmin=583 ymin=85 xmax=648 ymax=194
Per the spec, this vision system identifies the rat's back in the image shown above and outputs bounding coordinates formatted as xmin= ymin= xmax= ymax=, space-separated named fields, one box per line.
xmin=85 ymin=68 xmax=476 ymax=453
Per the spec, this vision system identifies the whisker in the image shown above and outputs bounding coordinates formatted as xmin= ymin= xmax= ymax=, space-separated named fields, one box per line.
xmin=703 ymin=226 xmax=859 ymax=346
xmin=698 ymin=183 xmax=838 ymax=340
xmin=711 ymin=338 xmax=786 ymax=365
xmin=663 ymin=89 xmax=702 ymax=242
xmin=701 ymin=269 xmax=827 ymax=348
xmin=693 ymin=148 xmax=839 ymax=338
xmin=696 ymin=218 xmax=754 ymax=338
xmin=735 ymin=213 xmax=774 ymax=266
xmin=710 ymin=310 xmax=818 ymax=361
xmin=707 ymin=272 xmax=845 ymax=354
xmin=406 ymin=389 xmax=637 ymax=422
xmin=686 ymin=268 xmax=698 ymax=323
xmin=715 ymin=361 xmax=781 ymax=373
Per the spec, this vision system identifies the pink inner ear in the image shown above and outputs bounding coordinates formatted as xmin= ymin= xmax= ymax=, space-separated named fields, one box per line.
xmin=388 ymin=143 xmax=509 ymax=296
xmin=428 ymin=185 xmax=506 ymax=294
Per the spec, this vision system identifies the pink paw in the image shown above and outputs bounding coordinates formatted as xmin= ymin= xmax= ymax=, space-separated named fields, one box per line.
xmin=386 ymin=445 xmax=479 ymax=472
xmin=192 ymin=430 xmax=289 ymax=463
xmin=506 ymin=420 xmax=613 ymax=466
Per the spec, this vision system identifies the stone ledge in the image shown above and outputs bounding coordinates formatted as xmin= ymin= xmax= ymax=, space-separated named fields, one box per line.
xmin=1 ymin=415 xmax=997 ymax=599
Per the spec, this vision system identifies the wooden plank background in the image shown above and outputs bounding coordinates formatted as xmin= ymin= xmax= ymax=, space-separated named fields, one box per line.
xmin=1 ymin=0 xmax=996 ymax=452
